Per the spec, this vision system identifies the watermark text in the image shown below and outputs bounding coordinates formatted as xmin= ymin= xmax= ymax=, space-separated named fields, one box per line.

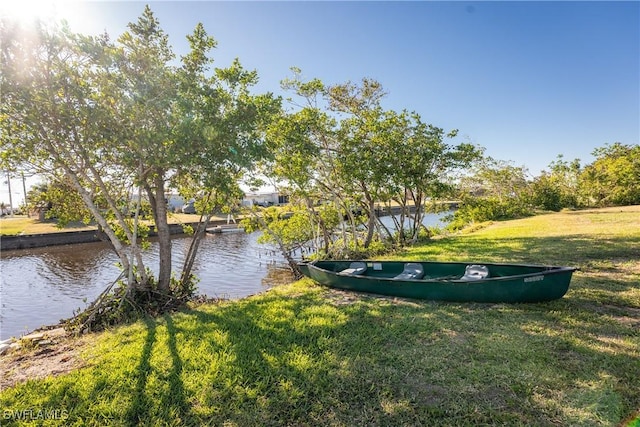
xmin=3 ymin=408 xmax=69 ymax=421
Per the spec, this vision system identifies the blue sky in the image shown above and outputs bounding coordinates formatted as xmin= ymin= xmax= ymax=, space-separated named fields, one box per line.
xmin=1 ymin=1 xmax=639 ymax=205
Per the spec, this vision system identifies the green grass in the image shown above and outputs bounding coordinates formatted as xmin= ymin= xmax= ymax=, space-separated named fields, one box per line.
xmin=1 ymin=206 xmax=638 ymax=426
xmin=0 ymin=217 xmax=94 ymax=236
xmin=0 ymin=214 xmax=226 ymax=236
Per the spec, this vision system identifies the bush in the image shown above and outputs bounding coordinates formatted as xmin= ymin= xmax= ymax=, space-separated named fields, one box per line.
xmin=447 ymin=197 xmax=534 ymax=231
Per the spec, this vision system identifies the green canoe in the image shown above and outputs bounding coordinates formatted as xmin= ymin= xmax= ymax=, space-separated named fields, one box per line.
xmin=299 ymin=260 xmax=577 ymax=303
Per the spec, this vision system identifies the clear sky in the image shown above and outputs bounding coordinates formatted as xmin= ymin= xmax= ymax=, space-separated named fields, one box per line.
xmin=1 ymin=1 xmax=639 ymax=206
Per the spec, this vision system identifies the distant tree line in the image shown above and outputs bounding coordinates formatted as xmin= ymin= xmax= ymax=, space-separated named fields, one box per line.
xmin=447 ymin=143 xmax=640 ymax=230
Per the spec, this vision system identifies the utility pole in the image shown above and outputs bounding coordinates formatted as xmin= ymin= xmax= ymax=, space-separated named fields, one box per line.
xmin=21 ymin=171 xmax=28 ymax=216
xmin=6 ymin=171 xmax=14 ymax=217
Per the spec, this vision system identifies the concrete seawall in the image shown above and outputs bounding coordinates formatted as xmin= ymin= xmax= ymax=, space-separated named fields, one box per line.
xmin=1 ymin=221 xmax=230 ymax=251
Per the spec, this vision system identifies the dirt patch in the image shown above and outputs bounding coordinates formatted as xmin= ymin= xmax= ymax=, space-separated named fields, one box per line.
xmin=0 ymin=329 xmax=93 ymax=390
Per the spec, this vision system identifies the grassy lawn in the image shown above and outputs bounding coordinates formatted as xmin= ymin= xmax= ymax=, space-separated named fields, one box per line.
xmin=0 ymin=213 xmax=223 ymax=236
xmin=0 ymin=206 xmax=638 ymax=425
xmin=0 ymin=217 xmax=96 ymax=235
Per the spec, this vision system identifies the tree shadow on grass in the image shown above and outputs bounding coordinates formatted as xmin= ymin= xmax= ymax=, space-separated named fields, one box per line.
xmin=24 ymin=280 xmax=637 ymax=426
xmin=124 ymin=316 xmax=157 ymax=425
xmin=120 ymin=315 xmax=197 ymax=425
xmin=161 ymin=315 xmax=191 ymax=422
xmin=176 ymin=283 xmax=639 ymax=426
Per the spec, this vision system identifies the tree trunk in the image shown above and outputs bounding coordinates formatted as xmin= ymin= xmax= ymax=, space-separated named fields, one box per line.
xmin=147 ymin=174 xmax=172 ymax=293
xmin=180 ymin=216 xmax=209 ymax=285
xmin=64 ymin=172 xmax=132 ymax=282
xmin=180 ymin=190 xmax=214 ymax=285
xmin=305 ymin=196 xmax=330 ymax=255
xmin=410 ymin=190 xmax=422 ymax=243
xmin=361 ymin=182 xmax=377 ymax=248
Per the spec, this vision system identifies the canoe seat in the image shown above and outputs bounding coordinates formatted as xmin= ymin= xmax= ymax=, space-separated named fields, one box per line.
xmin=461 ymin=264 xmax=489 ymax=281
xmin=394 ymin=263 xmax=425 ymax=280
xmin=340 ymin=262 xmax=367 ymax=275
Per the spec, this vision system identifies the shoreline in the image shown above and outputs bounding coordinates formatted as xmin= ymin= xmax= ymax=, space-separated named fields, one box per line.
xmin=0 ymin=219 xmax=233 ymax=251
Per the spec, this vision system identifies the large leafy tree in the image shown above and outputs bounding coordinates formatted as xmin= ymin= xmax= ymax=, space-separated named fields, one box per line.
xmin=260 ymin=71 xmax=477 ymax=257
xmin=260 ymin=73 xmax=342 ymax=257
xmin=531 ymin=155 xmax=582 ymax=211
xmin=1 ymin=18 xmax=144 ymax=283
xmin=387 ymin=115 xmax=477 ymax=244
xmin=579 ymin=143 xmax=640 ymax=207
xmin=1 ymin=8 xmax=278 ymax=326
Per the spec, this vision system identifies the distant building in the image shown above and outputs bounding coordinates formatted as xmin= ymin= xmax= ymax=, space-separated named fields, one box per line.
xmin=163 ymin=191 xmax=289 ymax=212
xmin=242 ymin=192 xmax=288 ymax=207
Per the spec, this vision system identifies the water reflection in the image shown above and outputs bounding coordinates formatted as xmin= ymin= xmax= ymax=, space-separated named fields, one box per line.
xmin=377 ymin=210 xmax=450 ymax=230
xmin=0 ymin=211 xmax=450 ymax=340
xmin=0 ymin=232 xmax=288 ymax=340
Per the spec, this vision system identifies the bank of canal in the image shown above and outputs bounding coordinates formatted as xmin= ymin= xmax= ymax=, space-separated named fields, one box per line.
xmin=0 ymin=212 xmax=450 ymax=340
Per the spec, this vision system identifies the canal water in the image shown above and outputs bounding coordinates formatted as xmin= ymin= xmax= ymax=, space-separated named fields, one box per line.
xmin=0 ymin=232 xmax=289 ymax=340
xmin=0 ymin=211 xmax=450 ymax=340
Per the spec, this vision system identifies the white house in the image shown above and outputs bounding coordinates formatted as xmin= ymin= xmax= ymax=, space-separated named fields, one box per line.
xmin=242 ymin=192 xmax=288 ymax=207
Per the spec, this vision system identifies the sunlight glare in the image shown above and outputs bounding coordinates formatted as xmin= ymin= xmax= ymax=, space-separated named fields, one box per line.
xmin=0 ymin=1 xmax=84 ymax=27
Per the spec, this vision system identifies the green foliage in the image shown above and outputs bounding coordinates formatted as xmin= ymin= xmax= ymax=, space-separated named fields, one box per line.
xmin=26 ymin=180 xmax=93 ymax=227
xmin=531 ymin=155 xmax=582 ymax=211
xmin=579 ymin=143 xmax=640 ymax=207
xmin=449 ymin=158 xmax=534 ymax=230
xmin=530 ymin=174 xmax=565 ymax=211
xmin=255 ymin=206 xmax=312 ymax=245
xmin=1 ymin=6 xmax=280 ymax=326
xmin=530 ymin=145 xmax=640 ymax=210
xmin=243 ymin=203 xmax=341 ymax=256
xmin=111 ymin=219 xmax=151 ymax=249
xmin=447 ymin=196 xmax=532 ymax=231
xmin=261 ymin=71 xmax=478 ymax=256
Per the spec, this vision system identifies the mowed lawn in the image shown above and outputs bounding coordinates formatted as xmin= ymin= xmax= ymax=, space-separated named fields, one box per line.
xmin=0 ymin=213 xmax=220 ymax=236
xmin=0 ymin=206 xmax=638 ymax=426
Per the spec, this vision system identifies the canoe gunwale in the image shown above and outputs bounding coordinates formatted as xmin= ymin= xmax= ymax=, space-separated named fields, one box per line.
xmin=309 ymin=260 xmax=576 ymax=284
xmin=301 ymin=260 xmax=577 ymax=302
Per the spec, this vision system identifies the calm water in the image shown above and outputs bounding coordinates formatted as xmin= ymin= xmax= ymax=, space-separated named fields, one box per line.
xmin=0 ymin=211 xmax=450 ymax=340
xmin=0 ymin=232 xmax=289 ymax=340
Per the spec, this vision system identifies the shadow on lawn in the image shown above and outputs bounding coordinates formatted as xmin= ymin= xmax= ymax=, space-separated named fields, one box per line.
xmin=113 ymin=282 xmax=638 ymax=426
xmin=125 ymin=317 xmax=157 ymax=424
xmin=85 ymin=228 xmax=638 ymax=425
xmin=123 ymin=315 xmax=194 ymax=425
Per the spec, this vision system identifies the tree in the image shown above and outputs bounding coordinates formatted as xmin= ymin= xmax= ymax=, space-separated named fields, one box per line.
xmin=25 ymin=180 xmax=93 ymax=224
xmin=531 ymin=155 xmax=582 ymax=211
xmin=449 ymin=157 xmax=533 ymax=229
xmin=1 ymin=18 xmax=146 ymax=290
xmin=579 ymin=143 xmax=640 ymax=207
xmin=261 ymin=72 xmax=344 ymax=257
xmin=260 ymin=71 xmax=476 ymax=257
xmin=383 ymin=114 xmax=477 ymax=244
xmin=1 ymin=8 xmax=278 ymax=329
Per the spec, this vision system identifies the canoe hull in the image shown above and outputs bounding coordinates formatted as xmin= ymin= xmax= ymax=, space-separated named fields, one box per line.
xmin=301 ymin=260 xmax=576 ymax=303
